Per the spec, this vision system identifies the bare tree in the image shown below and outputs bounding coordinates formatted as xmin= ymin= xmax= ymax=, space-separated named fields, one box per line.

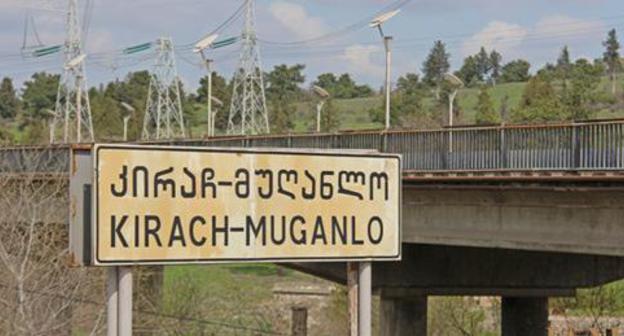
xmin=0 ymin=148 xmax=99 ymax=335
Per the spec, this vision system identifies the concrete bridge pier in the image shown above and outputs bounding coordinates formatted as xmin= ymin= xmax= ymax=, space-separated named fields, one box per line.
xmin=380 ymin=292 xmax=427 ymax=336
xmin=501 ymin=297 xmax=549 ymax=336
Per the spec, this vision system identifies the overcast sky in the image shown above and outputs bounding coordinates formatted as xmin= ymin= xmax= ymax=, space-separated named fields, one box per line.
xmin=0 ymin=0 xmax=623 ymax=90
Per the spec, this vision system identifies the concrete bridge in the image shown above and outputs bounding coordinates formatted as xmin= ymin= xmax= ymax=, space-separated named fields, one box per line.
xmin=3 ymin=119 xmax=624 ymax=335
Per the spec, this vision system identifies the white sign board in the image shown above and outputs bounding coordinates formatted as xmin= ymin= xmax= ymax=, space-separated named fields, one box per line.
xmin=88 ymin=144 xmax=401 ymax=265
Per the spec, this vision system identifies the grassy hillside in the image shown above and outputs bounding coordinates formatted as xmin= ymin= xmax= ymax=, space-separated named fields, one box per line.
xmin=188 ymin=77 xmax=624 ymax=137
xmin=160 ymin=264 xmax=328 ymax=334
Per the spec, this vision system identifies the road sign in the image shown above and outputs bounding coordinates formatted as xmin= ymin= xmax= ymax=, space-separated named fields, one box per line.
xmin=78 ymin=144 xmax=401 ymax=266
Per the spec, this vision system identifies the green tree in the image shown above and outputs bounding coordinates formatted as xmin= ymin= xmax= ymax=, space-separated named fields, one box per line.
xmin=422 ymin=40 xmax=450 ymax=95
xmin=0 ymin=77 xmax=20 ymax=119
xmin=21 ymin=72 xmax=59 ymax=119
xmin=489 ymin=50 xmax=502 ymax=85
xmin=266 ymin=64 xmax=306 ymax=133
xmin=557 ymin=45 xmax=572 ymax=81
xmin=474 ymin=85 xmax=499 ymax=124
xmin=313 ymin=73 xmax=372 ymax=99
xmin=512 ymin=75 xmax=564 ymax=123
xmin=103 ymin=71 xmax=150 ymax=140
xmin=500 ymin=59 xmax=531 ymax=83
xmin=561 ymin=59 xmax=604 ymax=120
xmin=603 ymin=29 xmax=622 ymax=95
xmin=368 ymin=73 xmax=429 ymax=128
xmin=197 ymin=71 xmax=231 ymax=134
xmin=396 ymin=73 xmax=423 ymax=94
xmin=90 ymin=86 xmax=124 ymax=140
xmin=19 ymin=72 xmax=59 ymax=143
xmin=314 ymin=73 xmax=337 ymax=92
xmin=476 ymin=47 xmax=491 ymax=81
xmin=456 ymin=56 xmax=480 ymax=87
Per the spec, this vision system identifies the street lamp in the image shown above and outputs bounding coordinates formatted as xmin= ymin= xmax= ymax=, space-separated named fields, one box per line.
xmin=312 ymin=85 xmax=330 ymax=133
xmin=443 ymin=73 xmax=464 ymax=153
xmin=370 ymin=9 xmax=400 ymax=131
xmin=45 ymin=109 xmax=56 ymax=144
xmin=209 ymin=96 xmax=224 ymax=137
xmin=194 ymin=33 xmax=219 ymax=137
xmin=120 ymin=102 xmax=135 ymax=141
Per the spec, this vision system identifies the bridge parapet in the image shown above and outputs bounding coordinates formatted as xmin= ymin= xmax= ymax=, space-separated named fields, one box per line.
xmin=2 ymin=119 xmax=624 ymax=175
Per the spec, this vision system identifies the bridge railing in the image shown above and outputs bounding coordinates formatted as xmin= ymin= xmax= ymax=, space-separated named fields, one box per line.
xmin=2 ymin=119 xmax=624 ymax=174
xmin=175 ymin=120 xmax=624 ymax=171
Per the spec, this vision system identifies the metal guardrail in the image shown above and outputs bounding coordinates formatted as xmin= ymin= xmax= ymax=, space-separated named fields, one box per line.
xmin=171 ymin=120 xmax=624 ymax=171
xmin=3 ymin=120 xmax=624 ymax=174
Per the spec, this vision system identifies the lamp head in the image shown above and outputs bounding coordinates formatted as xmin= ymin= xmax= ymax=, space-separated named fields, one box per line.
xmin=194 ymin=34 xmax=219 ymax=53
xmin=312 ymin=85 xmax=330 ymax=99
xmin=369 ymin=9 xmax=400 ymax=28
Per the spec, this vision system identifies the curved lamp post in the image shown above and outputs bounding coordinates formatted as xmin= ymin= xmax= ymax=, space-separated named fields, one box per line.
xmin=370 ymin=9 xmax=400 ymax=131
xmin=312 ymin=85 xmax=330 ymax=133
xmin=194 ymin=34 xmax=219 ymax=137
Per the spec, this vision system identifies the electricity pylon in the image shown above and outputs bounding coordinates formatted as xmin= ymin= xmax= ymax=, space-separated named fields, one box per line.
xmin=142 ymin=37 xmax=185 ymax=140
xmin=53 ymin=0 xmax=93 ymax=143
xmin=228 ymin=0 xmax=269 ymax=135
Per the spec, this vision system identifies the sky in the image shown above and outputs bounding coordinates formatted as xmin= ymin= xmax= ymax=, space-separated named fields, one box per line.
xmin=0 ymin=0 xmax=623 ymax=91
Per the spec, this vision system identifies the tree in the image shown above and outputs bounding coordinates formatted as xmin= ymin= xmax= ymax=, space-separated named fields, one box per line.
xmin=266 ymin=64 xmax=306 ymax=133
xmin=396 ymin=73 xmax=424 ymax=94
xmin=197 ymin=71 xmax=230 ymax=134
xmin=474 ymin=85 xmax=499 ymax=124
xmin=314 ymin=73 xmax=337 ymax=93
xmin=369 ymin=73 xmax=429 ymax=128
xmin=603 ymin=29 xmax=621 ymax=95
xmin=19 ymin=72 xmax=59 ymax=144
xmin=0 ymin=161 xmax=98 ymax=334
xmin=89 ymin=87 xmax=123 ymax=140
xmin=21 ymin=72 xmax=59 ymax=120
xmin=422 ymin=40 xmax=450 ymax=95
xmin=456 ymin=56 xmax=480 ymax=87
xmin=476 ymin=47 xmax=491 ymax=81
xmin=0 ymin=77 xmax=20 ymax=119
xmin=489 ymin=50 xmax=502 ymax=85
xmin=561 ymin=59 xmax=604 ymax=120
xmin=512 ymin=75 xmax=564 ymax=123
xmin=313 ymin=73 xmax=373 ymax=99
xmin=500 ymin=59 xmax=531 ymax=83
xmin=557 ymin=45 xmax=572 ymax=81
xmin=103 ymin=71 xmax=151 ymax=140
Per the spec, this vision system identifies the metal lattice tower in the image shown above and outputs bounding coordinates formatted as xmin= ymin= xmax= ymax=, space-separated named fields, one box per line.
xmin=53 ymin=0 xmax=93 ymax=143
xmin=142 ymin=37 xmax=186 ymax=140
xmin=228 ymin=0 xmax=269 ymax=135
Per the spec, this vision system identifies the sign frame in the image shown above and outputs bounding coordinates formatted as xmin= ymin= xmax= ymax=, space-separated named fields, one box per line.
xmin=89 ymin=144 xmax=402 ymax=266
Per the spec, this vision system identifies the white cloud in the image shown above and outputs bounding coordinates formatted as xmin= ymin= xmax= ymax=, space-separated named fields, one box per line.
xmin=533 ymin=15 xmax=604 ymax=41
xmin=268 ymin=1 xmax=328 ymax=40
xmin=461 ymin=21 xmax=528 ymax=57
xmin=461 ymin=15 xmax=607 ymax=65
xmin=341 ymin=44 xmax=384 ymax=79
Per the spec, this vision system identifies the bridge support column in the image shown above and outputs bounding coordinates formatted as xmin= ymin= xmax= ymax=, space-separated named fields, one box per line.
xmin=380 ymin=292 xmax=427 ymax=336
xmin=501 ymin=297 xmax=548 ymax=336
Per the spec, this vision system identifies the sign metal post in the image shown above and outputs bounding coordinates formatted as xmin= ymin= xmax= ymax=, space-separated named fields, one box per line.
xmin=106 ymin=267 xmax=118 ymax=336
xmin=347 ymin=262 xmax=359 ymax=336
xmin=358 ymin=262 xmax=372 ymax=336
xmin=118 ymin=266 xmax=133 ymax=336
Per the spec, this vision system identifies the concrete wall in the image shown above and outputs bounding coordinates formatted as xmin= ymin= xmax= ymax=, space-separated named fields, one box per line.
xmin=403 ymin=186 xmax=624 ymax=256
